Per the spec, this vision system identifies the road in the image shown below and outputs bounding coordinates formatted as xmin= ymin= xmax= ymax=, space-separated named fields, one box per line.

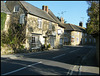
xmin=1 ymin=45 xmax=99 ymax=75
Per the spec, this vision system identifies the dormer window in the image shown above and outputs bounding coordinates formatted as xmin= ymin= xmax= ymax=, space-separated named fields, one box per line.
xmin=14 ymin=5 xmax=19 ymax=12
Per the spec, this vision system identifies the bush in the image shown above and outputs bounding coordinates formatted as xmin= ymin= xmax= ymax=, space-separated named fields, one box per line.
xmin=47 ymin=44 xmax=51 ymax=48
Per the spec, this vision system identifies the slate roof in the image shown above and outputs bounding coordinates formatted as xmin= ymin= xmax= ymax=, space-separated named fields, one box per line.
xmin=1 ymin=1 xmax=11 ymax=14
xmin=20 ymin=1 xmax=56 ymax=23
xmin=48 ymin=9 xmax=65 ymax=28
xmin=64 ymin=23 xmax=86 ymax=32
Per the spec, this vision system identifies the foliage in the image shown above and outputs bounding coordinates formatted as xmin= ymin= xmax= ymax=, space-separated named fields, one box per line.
xmin=1 ymin=12 xmax=7 ymax=30
xmin=1 ymin=22 xmax=26 ymax=51
xmin=57 ymin=16 xmax=67 ymax=23
xmin=86 ymin=1 xmax=99 ymax=35
xmin=47 ymin=44 xmax=51 ymax=48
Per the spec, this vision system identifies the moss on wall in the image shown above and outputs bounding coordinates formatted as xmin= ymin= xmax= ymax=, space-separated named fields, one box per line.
xmin=1 ymin=12 xmax=7 ymax=30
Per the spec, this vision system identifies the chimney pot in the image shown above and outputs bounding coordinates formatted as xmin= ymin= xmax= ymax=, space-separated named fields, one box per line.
xmin=79 ymin=21 xmax=83 ymax=27
xmin=42 ymin=5 xmax=45 ymax=11
xmin=61 ymin=17 xmax=64 ymax=24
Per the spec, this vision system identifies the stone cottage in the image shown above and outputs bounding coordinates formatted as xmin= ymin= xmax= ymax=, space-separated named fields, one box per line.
xmin=64 ymin=22 xmax=96 ymax=46
xmin=1 ymin=1 xmax=11 ymax=33
xmin=5 ymin=1 xmax=65 ymax=50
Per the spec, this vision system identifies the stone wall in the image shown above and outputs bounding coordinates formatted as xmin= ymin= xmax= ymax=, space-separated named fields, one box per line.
xmin=55 ymin=25 xmax=64 ymax=48
xmin=6 ymin=1 xmax=26 ymax=24
xmin=71 ymin=31 xmax=82 ymax=46
xmin=4 ymin=14 xmax=11 ymax=33
xmin=26 ymin=13 xmax=64 ymax=49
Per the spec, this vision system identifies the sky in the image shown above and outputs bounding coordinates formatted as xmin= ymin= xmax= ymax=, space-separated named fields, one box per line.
xmin=26 ymin=1 xmax=89 ymax=28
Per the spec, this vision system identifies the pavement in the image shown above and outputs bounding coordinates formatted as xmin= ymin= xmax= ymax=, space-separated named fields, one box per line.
xmin=1 ymin=45 xmax=99 ymax=75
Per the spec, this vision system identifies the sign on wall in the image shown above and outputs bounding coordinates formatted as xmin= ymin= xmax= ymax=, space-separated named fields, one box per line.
xmin=71 ymin=36 xmax=74 ymax=42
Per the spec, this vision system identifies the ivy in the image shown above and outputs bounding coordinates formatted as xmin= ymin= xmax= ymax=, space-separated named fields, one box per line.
xmin=1 ymin=12 xmax=7 ymax=30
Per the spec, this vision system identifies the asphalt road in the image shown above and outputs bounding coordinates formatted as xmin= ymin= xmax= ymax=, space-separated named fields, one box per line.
xmin=1 ymin=45 xmax=98 ymax=75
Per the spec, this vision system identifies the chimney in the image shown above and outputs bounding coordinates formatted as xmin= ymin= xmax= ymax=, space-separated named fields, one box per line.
xmin=42 ymin=5 xmax=45 ymax=11
xmin=61 ymin=17 xmax=64 ymax=24
xmin=79 ymin=21 xmax=83 ymax=27
xmin=42 ymin=5 xmax=48 ymax=13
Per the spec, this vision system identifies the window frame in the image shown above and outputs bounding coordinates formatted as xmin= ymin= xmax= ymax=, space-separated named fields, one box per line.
xmin=38 ymin=18 xmax=42 ymax=29
xmin=14 ymin=5 xmax=19 ymax=12
xmin=19 ymin=14 xmax=25 ymax=24
xmin=49 ymin=22 xmax=52 ymax=30
xmin=85 ymin=38 xmax=87 ymax=42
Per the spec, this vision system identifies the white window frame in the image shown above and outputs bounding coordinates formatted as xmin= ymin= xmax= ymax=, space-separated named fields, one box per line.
xmin=19 ymin=14 xmax=25 ymax=24
xmin=31 ymin=36 xmax=39 ymax=47
xmin=14 ymin=5 xmax=19 ymax=12
xmin=38 ymin=18 xmax=42 ymax=29
xmin=49 ymin=22 xmax=52 ymax=30
xmin=32 ymin=36 xmax=35 ymax=43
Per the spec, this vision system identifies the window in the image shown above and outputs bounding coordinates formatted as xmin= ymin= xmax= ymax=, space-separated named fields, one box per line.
xmin=85 ymin=33 xmax=87 ymax=36
xmin=14 ymin=5 xmax=19 ymax=12
xmin=60 ymin=38 xmax=63 ymax=44
xmin=31 ymin=36 xmax=39 ymax=47
xmin=64 ymin=37 xmax=68 ymax=42
xmin=94 ymin=38 xmax=96 ymax=42
xmin=85 ymin=38 xmax=87 ymax=42
xmin=77 ymin=38 xmax=79 ymax=42
xmin=89 ymin=39 xmax=91 ymax=42
xmin=77 ymin=32 xmax=79 ymax=35
xmin=49 ymin=22 xmax=52 ymax=30
xmin=38 ymin=18 xmax=42 ymax=28
xmin=19 ymin=14 xmax=25 ymax=24
xmin=82 ymin=33 xmax=83 ymax=36
xmin=32 ymin=37 xmax=35 ymax=43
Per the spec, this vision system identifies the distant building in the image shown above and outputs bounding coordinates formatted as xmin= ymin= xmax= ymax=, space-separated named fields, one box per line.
xmin=63 ymin=21 xmax=96 ymax=46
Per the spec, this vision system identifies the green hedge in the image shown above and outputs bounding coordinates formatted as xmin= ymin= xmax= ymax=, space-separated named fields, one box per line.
xmin=1 ymin=12 xmax=7 ymax=30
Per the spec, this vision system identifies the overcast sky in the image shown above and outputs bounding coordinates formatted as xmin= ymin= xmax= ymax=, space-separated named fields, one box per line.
xmin=26 ymin=1 xmax=89 ymax=28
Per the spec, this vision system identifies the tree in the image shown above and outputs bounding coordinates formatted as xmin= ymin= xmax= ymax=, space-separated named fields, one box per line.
xmin=86 ymin=1 xmax=99 ymax=66
xmin=57 ymin=16 xmax=67 ymax=23
xmin=86 ymin=1 xmax=99 ymax=36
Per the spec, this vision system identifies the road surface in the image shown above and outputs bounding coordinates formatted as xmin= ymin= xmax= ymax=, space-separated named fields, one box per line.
xmin=1 ymin=45 xmax=99 ymax=75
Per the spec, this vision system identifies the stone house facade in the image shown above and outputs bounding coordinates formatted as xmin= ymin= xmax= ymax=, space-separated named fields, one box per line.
xmin=5 ymin=1 xmax=65 ymax=50
xmin=64 ymin=22 xmax=96 ymax=46
xmin=1 ymin=1 xmax=11 ymax=33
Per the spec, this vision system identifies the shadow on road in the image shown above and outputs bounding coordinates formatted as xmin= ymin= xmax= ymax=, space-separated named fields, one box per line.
xmin=1 ymin=45 xmax=99 ymax=75
xmin=1 ymin=56 xmax=99 ymax=75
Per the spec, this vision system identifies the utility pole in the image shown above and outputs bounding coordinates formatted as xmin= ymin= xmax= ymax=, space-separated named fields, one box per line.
xmin=61 ymin=11 xmax=66 ymax=17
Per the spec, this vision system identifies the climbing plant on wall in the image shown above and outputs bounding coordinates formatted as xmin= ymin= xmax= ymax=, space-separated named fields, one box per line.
xmin=1 ymin=12 xmax=6 ymax=30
